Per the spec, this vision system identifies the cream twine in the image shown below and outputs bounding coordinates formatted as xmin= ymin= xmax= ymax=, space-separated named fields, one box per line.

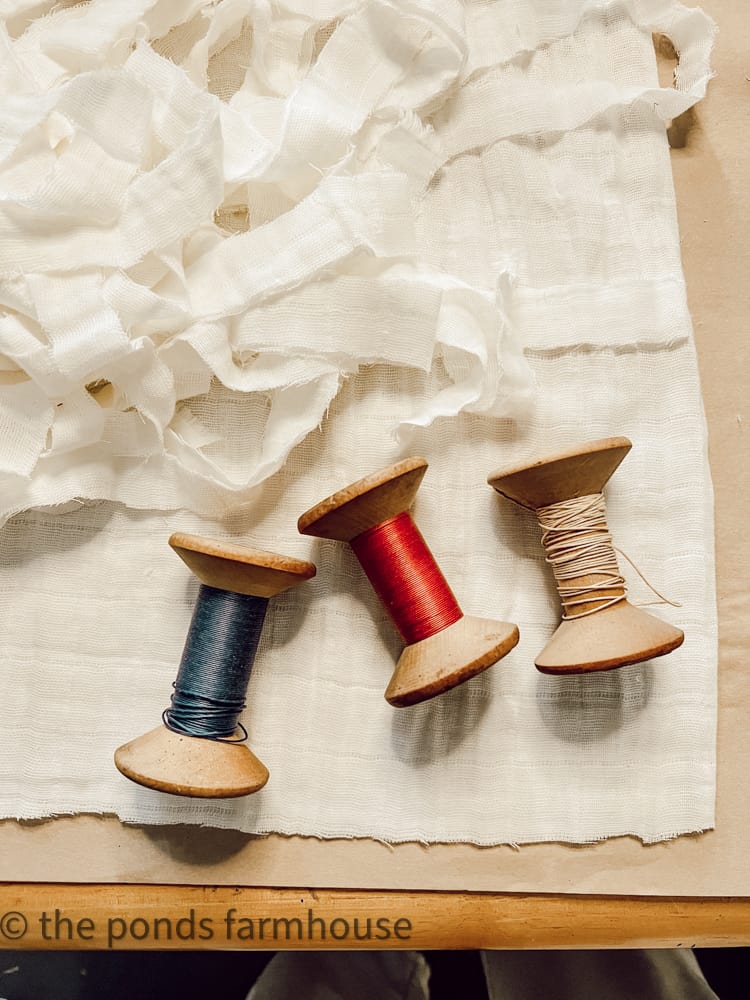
xmin=536 ymin=493 xmax=680 ymax=621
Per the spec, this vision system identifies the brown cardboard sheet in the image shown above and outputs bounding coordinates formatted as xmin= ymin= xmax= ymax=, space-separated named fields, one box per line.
xmin=0 ymin=0 xmax=747 ymax=895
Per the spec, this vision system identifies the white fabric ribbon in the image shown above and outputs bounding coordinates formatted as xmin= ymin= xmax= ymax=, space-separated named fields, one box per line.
xmin=0 ymin=0 xmax=713 ymax=522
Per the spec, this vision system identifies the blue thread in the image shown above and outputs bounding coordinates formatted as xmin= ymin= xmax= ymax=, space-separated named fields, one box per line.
xmin=163 ymin=584 xmax=269 ymax=742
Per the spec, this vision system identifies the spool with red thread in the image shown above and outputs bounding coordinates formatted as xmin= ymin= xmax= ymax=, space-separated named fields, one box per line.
xmin=350 ymin=511 xmax=463 ymax=644
xmin=298 ymin=457 xmax=519 ymax=707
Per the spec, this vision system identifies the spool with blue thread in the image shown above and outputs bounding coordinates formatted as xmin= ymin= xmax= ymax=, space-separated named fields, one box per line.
xmin=114 ymin=532 xmax=316 ymax=798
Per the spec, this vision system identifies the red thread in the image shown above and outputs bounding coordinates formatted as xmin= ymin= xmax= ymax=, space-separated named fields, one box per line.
xmin=350 ymin=512 xmax=463 ymax=644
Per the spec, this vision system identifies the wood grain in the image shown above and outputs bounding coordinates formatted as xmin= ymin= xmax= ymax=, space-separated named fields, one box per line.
xmin=169 ymin=532 xmax=316 ymax=598
xmin=113 ymin=725 xmax=270 ymax=798
xmin=487 ymin=437 xmax=633 ymax=511
xmin=297 ymin=457 xmax=428 ymax=542
xmin=0 ymin=884 xmax=747 ymax=950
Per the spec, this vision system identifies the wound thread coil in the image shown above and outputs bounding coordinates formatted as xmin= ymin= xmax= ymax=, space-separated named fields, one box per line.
xmin=536 ymin=493 xmax=626 ymax=620
xmin=350 ymin=511 xmax=463 ymax=644
xmin=163 ymin=584 xmax=269 ymax=741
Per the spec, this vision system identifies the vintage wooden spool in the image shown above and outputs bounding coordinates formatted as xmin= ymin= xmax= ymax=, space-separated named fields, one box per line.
xmin=487 ymin=437 xmax=684 ymax=674
xmin=114 ymin=533 xmax=316 ymax=798
xmin=298 ymin=457 xmax=519 ymax=706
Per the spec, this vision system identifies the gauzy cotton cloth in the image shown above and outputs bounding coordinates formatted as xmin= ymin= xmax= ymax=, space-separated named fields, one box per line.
xmin=0 ymin=0 xmax=716 ymax=844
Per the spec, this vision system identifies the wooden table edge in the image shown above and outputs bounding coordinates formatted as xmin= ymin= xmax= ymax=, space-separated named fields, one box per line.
xmin=0 ymin=885 xmax=748 ymax=950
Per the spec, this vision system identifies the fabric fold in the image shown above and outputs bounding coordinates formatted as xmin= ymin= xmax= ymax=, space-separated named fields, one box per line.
xmin=0 ymin=0 xmax=538 ymax=522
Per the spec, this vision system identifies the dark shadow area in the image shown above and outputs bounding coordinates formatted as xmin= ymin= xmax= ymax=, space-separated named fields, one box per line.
xmin=696 ymin=948 xmax=750 ymax=999
xmin=537 ymin=662 xmax=654 ymax=743
xmin=667 ymin=106 xmax=697 ymax=150
xmin=0 ymin=950 xmax=273 ymax=1000
xmin=390 ymin=669 xmax=492 ymax=766
xmin=0 ymin=948 xmax=744 ymax=998
xmin=139 ymin=823 xmax=256 ymax=867
xmin=0 ymin=500 xmax=116 ymax=568
xmin=426 ymin=950 xmax=489 ymax=1000
xmin=293 ymin=533 xmax=404 ymax=672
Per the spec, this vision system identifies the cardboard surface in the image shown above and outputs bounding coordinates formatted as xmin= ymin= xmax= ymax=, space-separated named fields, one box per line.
xmin=1 ymin=0 xmax=748 ymax=895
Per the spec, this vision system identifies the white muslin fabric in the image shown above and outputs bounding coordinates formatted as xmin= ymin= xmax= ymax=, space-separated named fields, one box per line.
xmin=0 ymin=0 xmax=716 ymax=845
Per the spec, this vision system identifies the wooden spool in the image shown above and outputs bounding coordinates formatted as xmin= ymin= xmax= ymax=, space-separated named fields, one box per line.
xmin=487 ymin=437 xmax=684 ymax=674
xmin=298 ymin=457 xmax=519 ymax=706
xmin=114 ymin=533 xmax=316 ymax=798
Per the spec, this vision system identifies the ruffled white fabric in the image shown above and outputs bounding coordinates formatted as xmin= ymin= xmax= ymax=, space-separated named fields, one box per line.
xmin=0 ymin=0 xmax=718 ymax=846
xmin=0 ymin=0 xmax=545 ymax=521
